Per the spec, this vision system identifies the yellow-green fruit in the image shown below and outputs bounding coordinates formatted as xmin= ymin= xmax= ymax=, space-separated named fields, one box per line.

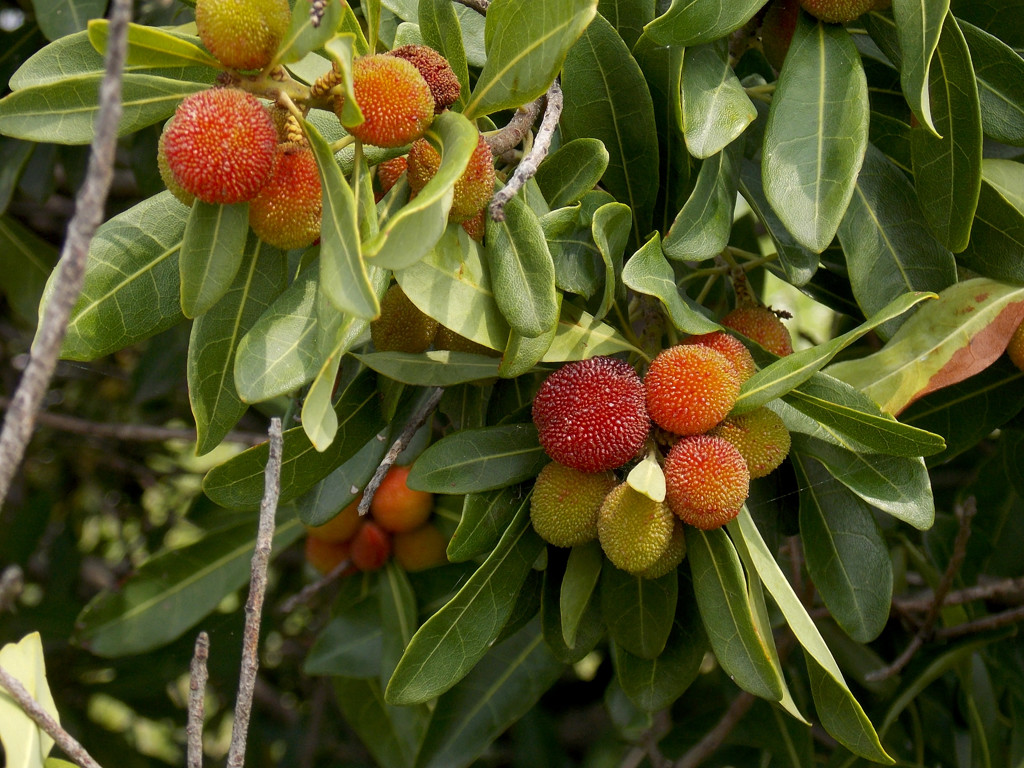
xmin=157 ymin=119 xmax=195 ymax=207
xmin=407 ymin=134 xmax=496 ymax=222
xmin=710 ymin=407 xmax=791 ymax=479
xmin=721 ymin=306 xmax=794 ymax=357
xmin=434 ymin=324 xmax=499 ymax=356
xmin=597 ymin=483 xmax=675 ymax=574
xmin=799 ymin=0 xmax=875 ymax=22
xmin=339 ymin=55 xmax=435 ymax=148
xmin=371 ymin=284 xmax=439 ymax=353
xmin=640 ymin=519 xmax=686 ymax=579
xmin=531 ymin=463 xmax=616 ymax=547
xmin=248 ymin=143 xmax=322 ymax=250
xmin=1008 ymin=321 xmax=1024 ymax=371
xmin=196 ymin=0 xmax=290 ymax=70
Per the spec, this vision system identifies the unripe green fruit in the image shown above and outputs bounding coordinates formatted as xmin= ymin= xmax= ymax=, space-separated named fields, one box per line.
xmin=597 ymin=483 xmax=675 ymax=574
xmin=162 ymin=88 xmax=278 ymax=205
xmin=664 ymin=435 xmax=749 ymax=530
xmin=248 ymin=142 xmax=322 ymax=250
xmin=1008 ymin=320 xmax=1024 ymax=372
xmin=640 ymin=519 xmax=686 ymax=579
xmin=710 ymin=407 xmax=791 ymax=479
xmin=720 ymin=306 xmax=794 ymax=357
xmin=434 ymin=324 xmax=499 ymax=356
xmin=530 ymin=462 xmax=616 ymax=547
xmin=407 ymin=134 xmax=496 ymax=223
xmin=371 ymin=284 xmax=439 ymax=353
xmin=388 ymin=45 xmax=460 ymax=114
xmin=339 ymin=55 xmax=435 ymax=148
xmin=196 ymin=0 xmax=291 ymax=70
xmin=799 ymin=0 xmax=874 ymax=23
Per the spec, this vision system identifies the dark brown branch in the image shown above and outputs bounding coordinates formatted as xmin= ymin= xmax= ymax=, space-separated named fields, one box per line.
xmin=187 ymin=632 xmax=209 ymax=768
xmin=0 ymin=0 xmax=132 ymax=509
xmin=452 ymin=0 xmax=489 ymax=14
xmin=935 ymin=605 xmax=1024 ymax=640
xmin=226 ymin=418 xmax=283 ymax=768
xmin=672 ymin=692 xmax=756 ymax=768
xmin=484 ymin=96 xmax=543 ymax=157
xmin=0 ymin=398 xmax=267 ymax=447
xmin=358 ymin=387 xmax=445 ymax=517
xmin=895 ymin=576 xmax=1024 ymax=614
xmin=0 ymin=664 xmax=104 ymax=768
xmin=868 ymin=496 xmax=977 ymax=681
xmin=489 ymin=80 xmax=563 ymax=222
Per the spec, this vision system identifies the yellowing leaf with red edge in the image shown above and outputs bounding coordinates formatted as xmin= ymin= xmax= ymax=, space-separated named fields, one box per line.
xmin=827 ymin=278 xmax=1024 ymax=414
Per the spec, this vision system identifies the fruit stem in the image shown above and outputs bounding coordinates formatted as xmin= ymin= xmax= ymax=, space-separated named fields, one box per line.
xmin=744 ymin=82 xmax=776 ymax=103
xmin=330 ymin=134 xmax=357 ymax=154
xmin=613 ymin=302 xmax=652 ymax=363
xmin=694 ymin=273 xmax=719 ymax=305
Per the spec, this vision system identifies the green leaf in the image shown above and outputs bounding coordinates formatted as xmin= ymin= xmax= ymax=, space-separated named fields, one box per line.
xmin=418 ymin=0 xmax=471 ymax=112
xmin=792 ymin=435 xmax=935 ymax=530
xmin=407 ymin=424 xmax=548 ymax=494
xmin=34 ymin=0 xmax=104 ymax=41
xmin=295 ymin=433 xmax=388 ymax=526
xmin=734 ymin=290 xmax=934 ymax=413
xmin=600 ymin=563 xmax=677 ymax=660
xmin=233 ymin=259 xmax=321 ymax=403
xmin=0 ymin=214 xmax=58 ymax=325
xmin=961 ymin=20 xmax=1024 ymax=146
xmin=662 ymin=139 xmax=741 ymax=261
xmin=837 ymin=144 xmax=955 ymax=340
xmin=333 ymin=676 xmax=430 ymax=768
xmin=534 ymin=138 xmax=610 ymax=209
xmin=447 ymin=486 xmax=519 ymax=562
xmin=385 ymin=501 xmax=546 ymax=704
xmin=463 ymin=0 xmax=597 ymax=118
xmin=910 ymin=14 xmax=982 ymax=252
xmin=188 ymin=237 xmax=287 ymax=455
xmin=380 ymin=563 xmax=419 ymax=690
xmin=560 ymin=541 xmax=603 ymax=648
xmin=685 ymin=526 xmax=784 ymax=702
xmin=306 ymin=120 xmax=379 ymax=319
xmin=891 ymin=0 xmax=949 ymax=135
xmin=782 ymin=373 xmax=946 ymax=457
xmin=680 ymin=41 xmax=756 ymax=159
xmin=626 ymin=450 xmax=666 ymax=502
xmin=621 ymin=234 xmax=721 ymax=335
xmin=485 ymin=193 xmax=558 ymax=338
xmin=589 ymin=201 xmax=630 ymax=320
xmin=47 ymin=192 xmax=187 ymax=361
xmin=355 ymin=350 xmax=501 ymax=387
xmin=0 ymin=632 xmax=58 ymax=768
xmin=762 ymin=16 xmax=869 ymax=252
xmin=827 ymin=278 xmax=1024 ymax=414
xmin=305 ymin=595 xmax=383 ymax=677
xmin=498 ymin=298 xmax=560 ymax=378
xmin=542 ymin=300 xmax=641 ymax=361
xmin=561 ymin=13 xmax=659 ymax=243
xmin=274 ymin=0 xmax=344 ymax=65
xmin=960 ymin=159 xmax=1024 ymax=283
xmin=730 ymin=508 xmax=892 ymax=763
xmin=73 ymin=516 xmax=303 ymax=656
xmin=414 ymin=618 xmax=565 ymax=768
xmin=178 ymin=201 xmax=249 ymax=319
xmin=613 ymin=577 xmax=707 ymax=711
xmin=793 ymin=455 xmax=893 ymax=643
xmin=88 ymin=21 xmax=220 ymax=69
xmin=644 ymin=0 xmax=766 ymax=47
xmin=0 ymin=73 xmax=207 ymax=144
xmin=365 ymin=112 xmax=479 ymax=270
xmin=542 ymin=556 xmax=604 ymax=664
xmin=203 ymin=372 xmax=385 ymax=508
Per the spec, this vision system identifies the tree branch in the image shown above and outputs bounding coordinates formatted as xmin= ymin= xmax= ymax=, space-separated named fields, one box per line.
xmin=226 ymin=418 xmax=283 ymax=768
xmin=0 ymin=0 xmax=132 ymax=510
xmin=894 ymin=576 xmax=1024 ymax=614
xmin=452 ymin=0 xmax=489 ymax=13
xmin=484 ymin=97 xmax=543 ymax=157
xmin=936 ymin=605 xmax=1024 ymax=640
xmin=187 ymin=631 xmax=209 ymax=768
xmin=279 ymin=556 xmax=352 ymax=613
xmin=672 ymin=692 xmax=756 ymax=768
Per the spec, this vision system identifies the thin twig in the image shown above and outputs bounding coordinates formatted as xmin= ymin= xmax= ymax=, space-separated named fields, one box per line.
xmin=0 ymin=0 xmax=132 ymax=510
xmin=935 ymin=605 xmax=1024 ymax=640
xmin=484 ymin=96 xmax=543 ymax=157
xmin=868 ymin=496 xmax=977 ymax=681
xmin=0 ymin=398 xmax=267 ymax=446
xmin=489 ymin=80 xmax=563 ymax=222
xmin=279 ymin=557 xmax=352 ymax=613
xmin=895 ymin=576 xmax=1024 ymax=614
xmin=226 ymin=418 xmax=283 ymax=768
xmin=187 ymin=632 xmax=209 ymax=768
xmin=452 ymin=0 xmax=489 ymax=13
xmin=673 ymin=692 xmax=756 ymax=768
xmin=0 ymin=565 xmax=24 ymax=614
xmin=358 ymin=387 xmax=445 ymax=517
xmin=0 ymin=664 xmax=104 ymax=768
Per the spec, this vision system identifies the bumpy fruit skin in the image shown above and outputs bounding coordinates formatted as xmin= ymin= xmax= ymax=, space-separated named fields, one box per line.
xmin=376 ymin=156 xmax=408 ymax=200
xmin=162 ymin=89 xmax=278 ymax=205
xmin=305 ymin=496 xmax=362 ymax=544
xmin=721 ymin=306 xmax=794 ymax=357
xmin=597 ymin=483 xmax=675 ymax=574
xmin=371 ymin=284 xmax=439 ymax=353
xmin=196 ymin=0 xmax=290 ymax=70
xmin=799 ymin=0 xmax=875 ymax=22
xmin=407 ymin=134 xmax=496 ymax=222
xmin=304 ymin=536 xmax=354 ymax=575
xmin=340 ymin=55 xmax=434 ymax=148
xmin=460 ymin=209 xmax=486 ymax=242
xmin=370 ymin=465 xmax=433 ymax=533
xmin=532 ymin=357 xmax=651 ymax=473
xmin=664 ymin=435 xmax=750 ymax=530
xmin=640 ymin=519 xmax=686 ymax=579
xmin=761 ymin=0 xmax=801 ymax=70
xmin=434 ymin=324 xmax=499 ymax=356
xmin=388 ymin=45 xmax=461 ymax=114
xmin=157 ymin=119 xmax=195 ymax=207
xmin=710 ymin=407 xmax=791 ymax=479
xmin=683 ymin=331 xmax=756 ymax=382
xmin=530 ymin=462 xmax=616 ymax=547
xmin=248 ymin=142 xmax=322 ymax=250
xmin=644 ymin=345 xmax=741 ymax=436
xmin=350 ymin=521 xmax=392 ymax=571
xmin=393 ymin=524 xmax=449 ymax=571
xmin=1008 ymin=321 xmax=1024 ymax=372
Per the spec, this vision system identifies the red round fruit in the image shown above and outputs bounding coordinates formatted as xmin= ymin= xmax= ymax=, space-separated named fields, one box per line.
xmin=248 ymin=142 xmax=322 ymax=249
xmin=304 ymin=536 xmax=354 ymax=575
xmin=664 ymin=435 xmax=749 ymax=530
xmin=388 ymin=45 xmax=460 ymax=114
xmin=644 ymin=345 xmax=741 ymax=436
xmin=350 ymin=521 xmax=392 ymax=571
xmin=532 ymin=357 xmax=650 ymax=473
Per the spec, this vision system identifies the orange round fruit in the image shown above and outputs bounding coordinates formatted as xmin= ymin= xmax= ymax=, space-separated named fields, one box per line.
xmin=682 ymin=331 xmax=756 ymax=382
xmin=248 ymin=142 xmax=322 ymax=250
xmin=196 ymin=0 xmax=290 ymax=70
xmin=388 ymin=45 xmax=460 ymax=114
xmin=1008 ymin=320 xmax=1024 ymax=372
xmin=644 ymin=345 xmax=741 ymax=436
xmin=304 ymin=535 xmax=354 ymax=575
xmin=721 ymin=306 xmax=794 ymax=357
xmin=407 ymin=134 xmax=495 ymax=222
xmin=664 ymin=435 xmax=749 ymax=530
xmin=393 ymin=524 xmax=449 ymax=571
xmin=376 ymin=155 xmax=408 ymax=200
xmin=339 ymin=55 xmax=434 ymax=148
xmin=350 ymin=521 xmax=392 ymax=571
xmin=370 ymin=465 xmax=434 ymax=533
xmin=162 ymin=88 xmax=278 ymax=205
xmin=304 ymin=496 xmax=362 ymax=544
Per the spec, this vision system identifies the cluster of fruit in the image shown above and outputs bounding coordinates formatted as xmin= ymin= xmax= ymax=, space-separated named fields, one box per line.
xmin=530 ymin=306 xmax=794 ymax=577
xmin=303 ymin=465 xmax=447 ymax=576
